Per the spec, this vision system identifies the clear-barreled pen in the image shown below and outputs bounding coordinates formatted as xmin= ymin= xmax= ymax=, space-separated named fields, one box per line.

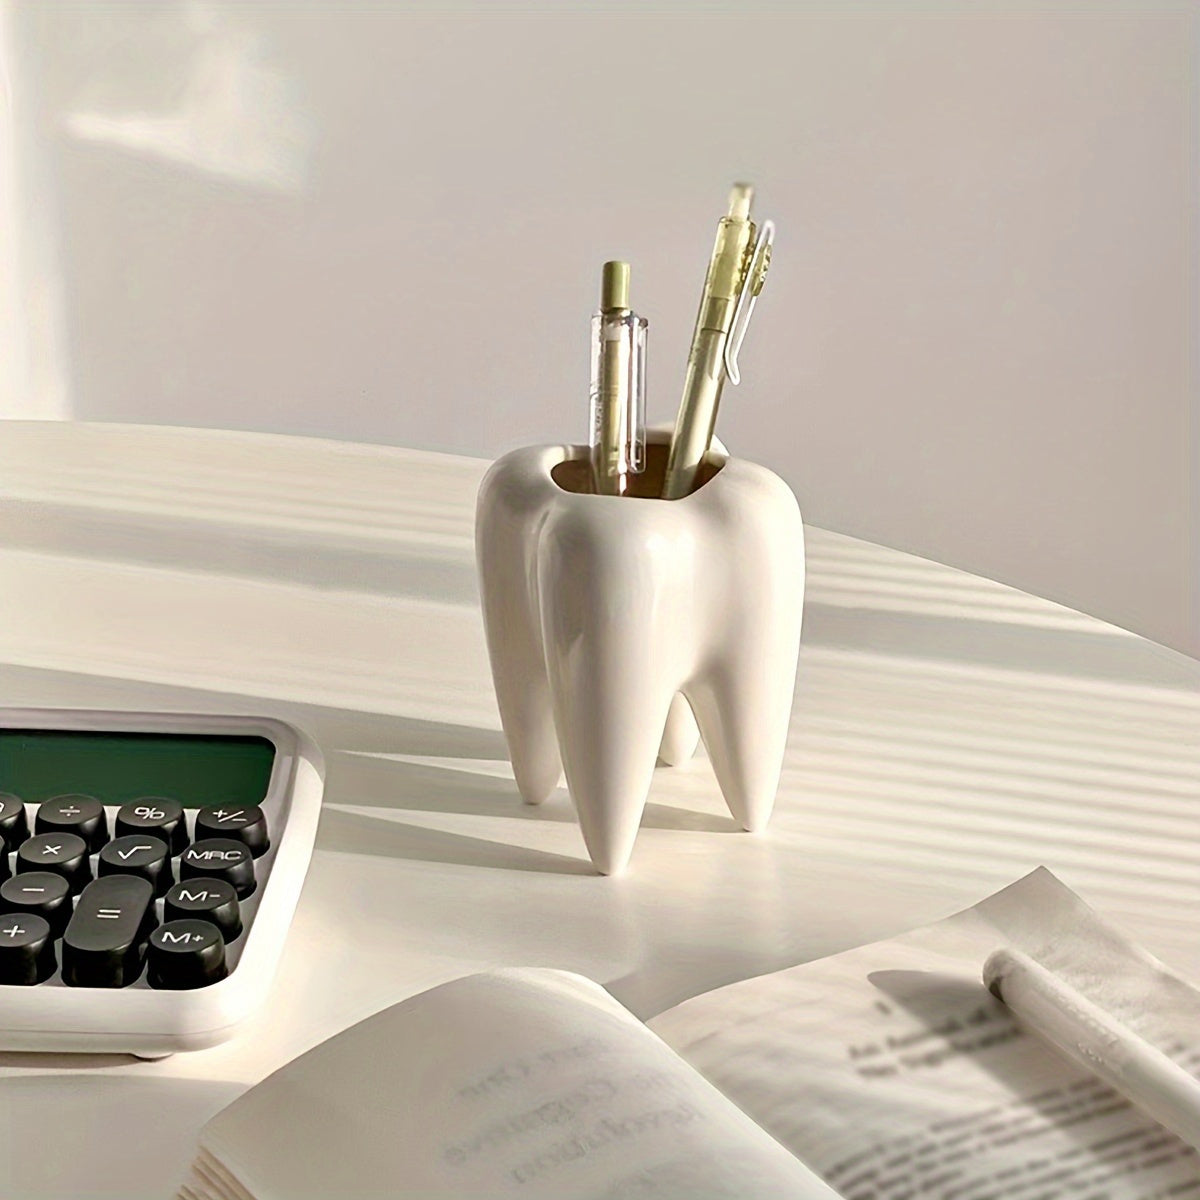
xmin=590 ymin=261 xmax=647 ymax=496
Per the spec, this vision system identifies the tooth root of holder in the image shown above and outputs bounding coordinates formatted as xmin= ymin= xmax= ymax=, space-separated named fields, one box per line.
xmin=475 ymin=434 xmax=805 ymax=875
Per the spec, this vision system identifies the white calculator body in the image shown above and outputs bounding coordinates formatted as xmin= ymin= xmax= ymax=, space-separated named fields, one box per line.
xmin=0 ymin=709 xmax=324 ymax=1055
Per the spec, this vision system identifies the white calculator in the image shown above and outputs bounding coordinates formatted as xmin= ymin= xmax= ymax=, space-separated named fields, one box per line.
xmin=0 ymin=708 xmax=324 ymax=1055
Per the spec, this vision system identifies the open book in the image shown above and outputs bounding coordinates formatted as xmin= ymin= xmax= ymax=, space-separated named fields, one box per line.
xmin=177 ymin=869 xmax=1200 ymax=1199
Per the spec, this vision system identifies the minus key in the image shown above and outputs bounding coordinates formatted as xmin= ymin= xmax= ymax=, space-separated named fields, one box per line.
xmin=0 ymin=871 xmax=73 ymax=936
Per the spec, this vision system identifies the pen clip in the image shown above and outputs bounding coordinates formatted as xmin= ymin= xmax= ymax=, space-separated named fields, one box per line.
xmin=723 ymin=219 xmax=775 ymax=386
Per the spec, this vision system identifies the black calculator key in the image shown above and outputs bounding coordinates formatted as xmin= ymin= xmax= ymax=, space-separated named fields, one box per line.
xmin=0 ymin=794 xmax=30 ymax=846
xmin=62 ymin=875 xmax=154 ymax=988
xmin=0 ymin=913 xmax=56 ymax=985
xmin=98 ymin=835 xmax=173 ymax=897
xmin=17 ymin=832 xmax=92 ymax=893
xmin=147 ymin=920 xmax=227 ymax=990
xmin=115 ymin=798 xmax=187 ymax=856
xmin=194 ymin=805 xmax=269 ymax=858
xmin=0 ymin=871 xmax=72 ymax=935
xmin=36 ymin=794 xmax=108 ymax=852
xmin=164 ymin=878 xmax=242 ymax=941
xmin=0 ymin=834 xmax=9 ymax=884
xmin=180 ymin=839 xmax=256 ymax=899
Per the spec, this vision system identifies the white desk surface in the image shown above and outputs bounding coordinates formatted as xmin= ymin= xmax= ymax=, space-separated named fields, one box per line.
xmin=1 ymin=422 xmax=1197 ymax=1198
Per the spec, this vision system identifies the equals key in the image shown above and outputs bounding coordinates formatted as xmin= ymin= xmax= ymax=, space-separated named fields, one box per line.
xmin=63 ymin=876 xmax=155 ymax=988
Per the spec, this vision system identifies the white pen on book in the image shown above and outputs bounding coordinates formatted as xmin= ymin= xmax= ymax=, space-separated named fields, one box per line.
xmin=985 ymin=947 xmax=1200 ymax=1154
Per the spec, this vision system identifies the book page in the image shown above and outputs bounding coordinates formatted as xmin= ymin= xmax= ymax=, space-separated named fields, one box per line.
xmin=649 ymin=869 xmax=1200 ymax=1199
xmin=183 ymin=968 xmax=838 ymax=1200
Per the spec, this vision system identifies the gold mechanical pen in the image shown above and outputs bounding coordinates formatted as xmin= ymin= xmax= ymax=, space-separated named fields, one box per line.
xmin=662 ymin=184 xmax=773 ymax=500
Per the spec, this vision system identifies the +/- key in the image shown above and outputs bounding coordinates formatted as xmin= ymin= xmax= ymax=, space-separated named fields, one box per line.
xmin=36 ymin=794 xmax=108 ymax=852
xmin=180 ymin=839 xmax=256 ymax=898
xmin=62 ymin=875 xmax=155 ymax=988
xmin=17 ymin=832 xmax=92 ymax=893
xmin=194 ymin=805 xmax=269 ymax=858
xmin=99 ymin=835 xmax=173 ymax=896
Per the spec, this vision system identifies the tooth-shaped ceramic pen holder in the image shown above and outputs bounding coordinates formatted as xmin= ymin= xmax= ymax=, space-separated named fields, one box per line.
xmin=475 ymin=430 xmax=804 ymax=875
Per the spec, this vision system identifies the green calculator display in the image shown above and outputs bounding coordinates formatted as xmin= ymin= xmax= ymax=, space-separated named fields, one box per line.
xmin=0 ymin=729 xmax=275 ymax=809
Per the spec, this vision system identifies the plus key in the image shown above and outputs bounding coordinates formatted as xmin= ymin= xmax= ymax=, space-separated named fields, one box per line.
xmin=0 ymin=914 xmax=56 ymax=985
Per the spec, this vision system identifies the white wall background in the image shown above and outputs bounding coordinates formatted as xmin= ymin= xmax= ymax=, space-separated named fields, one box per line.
xmin=3 ymin=1 xmax=1196 ymax=655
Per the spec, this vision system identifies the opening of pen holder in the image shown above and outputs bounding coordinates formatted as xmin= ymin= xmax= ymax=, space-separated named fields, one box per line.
xmin=476 ymin=434 xmax=805 ymax=875
xmin=550 ymin=436 xmax=725 ymax=499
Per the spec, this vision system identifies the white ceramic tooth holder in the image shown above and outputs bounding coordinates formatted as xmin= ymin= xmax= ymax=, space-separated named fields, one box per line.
xmin=476 ymin=431 xmax=804 ymax=875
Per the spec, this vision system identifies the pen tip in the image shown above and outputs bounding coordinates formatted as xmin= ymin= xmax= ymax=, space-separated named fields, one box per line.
xmin=982 ymin=949 xmax=1012 ymax=1001
xmin=601 ymin=261 xmax=631 ymax=312
xmin=727 ymin=182 xmax=754 ymax=219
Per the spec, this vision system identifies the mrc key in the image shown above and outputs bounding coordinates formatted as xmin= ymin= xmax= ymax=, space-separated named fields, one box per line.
xmin=180 ymin=839 xmax=256 ymax=898
xmin=62 ymin=875 xmax=155 ymax=988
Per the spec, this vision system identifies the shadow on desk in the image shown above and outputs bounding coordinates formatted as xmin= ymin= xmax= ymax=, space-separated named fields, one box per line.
xmin=323 ymin=750 xmax=735 ymax=829
xmin=318 ymin=748 xmax=738 ymax=876
xmin=317 ymin=807 xmax=595 ymax=876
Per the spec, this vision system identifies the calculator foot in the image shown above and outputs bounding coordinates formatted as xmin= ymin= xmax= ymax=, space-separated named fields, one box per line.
xmin=133 ymin=1050 xmax=174 ymax=1060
